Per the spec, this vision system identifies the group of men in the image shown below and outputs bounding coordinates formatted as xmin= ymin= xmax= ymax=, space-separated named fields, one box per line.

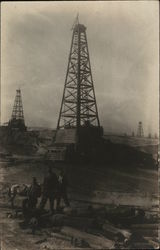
xmin=9 ymin=166 xmax=70 ymax=215
xmin=39 ymin=167 xmax=70 ymax=213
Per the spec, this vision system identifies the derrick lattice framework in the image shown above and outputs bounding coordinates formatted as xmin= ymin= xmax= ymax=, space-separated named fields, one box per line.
xmin=9 ymin=89 xmax=26 ymax=130
xmin=137 ymin=121 xmax=144 ymax=137
xmin=57 ymin=21 xmax=100 ymax=130
xmin=11 ymin=89 xmax=24 ymax=121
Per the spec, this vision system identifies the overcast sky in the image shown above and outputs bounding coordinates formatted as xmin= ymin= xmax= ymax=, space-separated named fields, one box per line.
xmin=1 ymin=1 xmax=159 ymax=135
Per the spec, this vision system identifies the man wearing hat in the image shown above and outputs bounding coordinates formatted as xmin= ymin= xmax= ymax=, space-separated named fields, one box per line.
xmin=39 ymin=165 xmax=58 ymax=213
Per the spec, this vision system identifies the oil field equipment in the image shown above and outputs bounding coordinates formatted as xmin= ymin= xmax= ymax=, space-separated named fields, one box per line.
xmin=8 ymin=89 xmax=26 ymax=131
xmin=137 ymin=121 xmax=144 ymax=137
xmin=48 ymin=18 xmax=103 ymax=161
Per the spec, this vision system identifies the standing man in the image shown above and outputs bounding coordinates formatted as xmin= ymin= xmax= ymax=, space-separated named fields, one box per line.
xmin=22 ymin=177 xmax=41 ymax=223
xmin=39 ymin=165 xmax=58 ymax=214
xmin=57 ymin=170 xmax=70 ymax=210
xmin=28 ymin=177 xmax=41 ymax=209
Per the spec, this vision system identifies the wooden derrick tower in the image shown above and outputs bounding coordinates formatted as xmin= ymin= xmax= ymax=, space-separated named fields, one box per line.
xmin=50 ymin=18 xmax=103 ymax=161
xmin=8 ymin=89 xmax=26 ymax=131
xmin=137 ymin=121 xmax=144 ymax=137
xmin=57 ymin=18 xmax=100 ymax=130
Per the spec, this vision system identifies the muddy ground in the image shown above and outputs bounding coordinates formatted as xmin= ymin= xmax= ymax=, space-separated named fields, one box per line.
xmin=0 ymin=160 xmax=159 ymax=249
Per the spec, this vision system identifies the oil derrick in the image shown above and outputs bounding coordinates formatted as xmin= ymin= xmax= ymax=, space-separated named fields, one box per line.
xmin=57 ymin=18 xmax=100 ymax=130
xmin=137 ymin=121 xmax=144 ymax=137
xmin=8 ymin=89 xmax=26 ymax=131
xmin=53 ymin=18 xmax=103 ymax=161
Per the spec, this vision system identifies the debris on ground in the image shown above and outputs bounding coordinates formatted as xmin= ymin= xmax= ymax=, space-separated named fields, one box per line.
xmin=1 ymin=167 xmax=158 ymax=250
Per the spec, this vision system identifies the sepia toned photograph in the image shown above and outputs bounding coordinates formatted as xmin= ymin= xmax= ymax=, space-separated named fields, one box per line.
xmin=0 ymin=1 xmax=159 ymax=249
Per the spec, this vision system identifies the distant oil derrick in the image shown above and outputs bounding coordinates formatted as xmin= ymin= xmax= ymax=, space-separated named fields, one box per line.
xmin=137 ymin=121 xmax=144 ymax=137
xmin=8 ymin=89 xmax=26 ymax=131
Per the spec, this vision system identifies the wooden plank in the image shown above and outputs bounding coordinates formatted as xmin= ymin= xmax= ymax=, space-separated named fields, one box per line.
xmin=102 ymin=221 xmax=131 ymax=240
xmin=144 ymin=237 xmax=159 ymax=249
xmin=131 ymin=223 xmax=158 ymax=229
xmin=51 ymin=232 xmax=71 ymax=242
xmin=61 ymin=226 xmax=115 ymax=249
xmin=131 ymin=229 xmax=158 ymax=237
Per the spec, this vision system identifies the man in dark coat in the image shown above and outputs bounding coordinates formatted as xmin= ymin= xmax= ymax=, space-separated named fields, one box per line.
xmin=22 ymin=177 xmax=41 ymax=226
xmin=39 ymin=166 xmax=58 ymax=213
xmin=28 ymin=177 xmax=41 ymax=209
xmin=57 ymin=170 xmax=70 ymax=209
